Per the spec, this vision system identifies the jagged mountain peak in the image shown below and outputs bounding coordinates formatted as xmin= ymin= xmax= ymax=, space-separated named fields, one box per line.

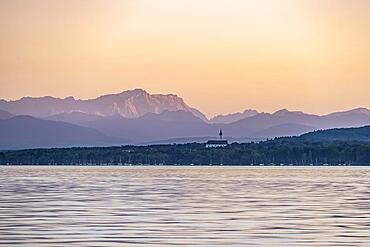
xmin=119 ymin=88 xmax=146 ymax=96
xmin=273 ymin=109 xmax=289 ymax=115
xmin=272 ymin=109 xmax=306 ymax=116
xmin=0 ymin=89 xmax=207 ymax=121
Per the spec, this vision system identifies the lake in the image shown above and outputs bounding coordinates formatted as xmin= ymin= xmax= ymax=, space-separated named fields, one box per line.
xmin=0 ymin=166 xmax=369 ymax=246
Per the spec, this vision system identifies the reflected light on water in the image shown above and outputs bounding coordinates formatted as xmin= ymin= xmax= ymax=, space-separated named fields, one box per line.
xmin=0 ymin=166 xmax=369 ymax=246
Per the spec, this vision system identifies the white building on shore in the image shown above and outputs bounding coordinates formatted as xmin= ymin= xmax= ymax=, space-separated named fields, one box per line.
xmin=205 ymin=130 xmax=228 ymax=148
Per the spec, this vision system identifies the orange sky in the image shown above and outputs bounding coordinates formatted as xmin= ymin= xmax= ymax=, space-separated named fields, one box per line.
xmin=0 ymin=0 xmax=369 ymax=117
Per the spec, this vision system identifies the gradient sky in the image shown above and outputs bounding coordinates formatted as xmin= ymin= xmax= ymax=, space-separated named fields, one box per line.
xmin=0 ymin=0 xmax=369 ymax=117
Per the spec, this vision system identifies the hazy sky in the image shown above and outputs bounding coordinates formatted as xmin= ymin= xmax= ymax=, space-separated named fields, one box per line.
xmin=0 ymin=0 xmax=369 ymax=117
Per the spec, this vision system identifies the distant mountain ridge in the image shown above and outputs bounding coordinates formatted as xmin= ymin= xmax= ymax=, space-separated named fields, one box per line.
xmin=325 ymin=107 xmax=370 ymax=117
xmin=45 ymin=111 xmax=103 ymax=124
xmin=0 ymin=89 xmax=207 ymax=121
xmin=225 ymin=107 xmax=370 ymax=137
xmin=210 ymin=109 xmax=259 ymax=124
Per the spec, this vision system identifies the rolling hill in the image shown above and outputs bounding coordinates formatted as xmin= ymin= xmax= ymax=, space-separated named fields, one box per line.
xmin=0 ymin=116 xmax=129 ymax=149
xmin=299 ymin=126 xmax=370 ymax=142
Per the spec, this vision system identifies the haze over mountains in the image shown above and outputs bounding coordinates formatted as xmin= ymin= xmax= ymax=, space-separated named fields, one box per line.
xmin=1 ymin=89 xmax=370 ymax=149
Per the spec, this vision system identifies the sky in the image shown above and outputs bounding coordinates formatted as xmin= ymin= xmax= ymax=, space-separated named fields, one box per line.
xmin=0 ymin=0 xmax=369 ymax=117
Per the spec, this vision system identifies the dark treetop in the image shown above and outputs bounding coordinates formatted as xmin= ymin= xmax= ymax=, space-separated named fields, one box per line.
xmin=1 ymin=138 xmax=370 ymax=165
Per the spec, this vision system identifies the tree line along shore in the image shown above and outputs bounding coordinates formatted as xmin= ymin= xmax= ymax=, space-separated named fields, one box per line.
xmin=1 ymin=139 xmax=370 ymax=166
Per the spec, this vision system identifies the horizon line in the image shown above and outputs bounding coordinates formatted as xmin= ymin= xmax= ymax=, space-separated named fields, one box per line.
xmin=0 ymin=88 xmax=369 ymax=119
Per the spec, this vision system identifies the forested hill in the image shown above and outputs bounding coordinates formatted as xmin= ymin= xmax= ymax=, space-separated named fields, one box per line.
xmin=297 ymin=125 xmax=370 ymax=142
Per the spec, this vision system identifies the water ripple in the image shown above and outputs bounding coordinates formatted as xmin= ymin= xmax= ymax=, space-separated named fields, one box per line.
xmin=0 ymin=166 xmax=370 ymax=246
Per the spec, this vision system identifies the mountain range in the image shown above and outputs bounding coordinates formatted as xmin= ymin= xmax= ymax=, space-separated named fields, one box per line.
xmin=1 ymin=89 xmax=370 ymax=149
xmin=0 ymin=89 xmax=207 ymax=120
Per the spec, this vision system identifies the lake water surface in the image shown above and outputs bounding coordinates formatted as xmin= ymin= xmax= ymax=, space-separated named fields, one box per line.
xmin=0 ymin=166 xmax=369 ymax=246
